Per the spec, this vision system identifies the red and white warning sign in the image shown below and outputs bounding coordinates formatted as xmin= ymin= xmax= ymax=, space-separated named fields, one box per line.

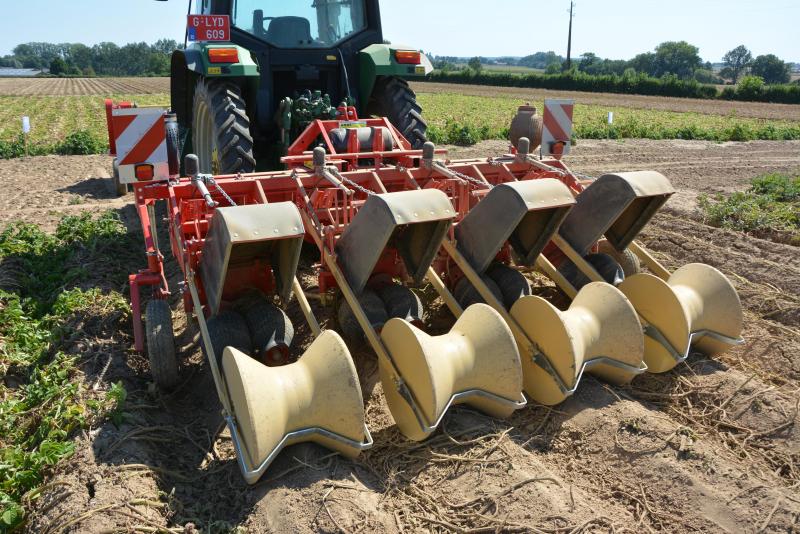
xmin=541 ymin=99 xmax=574 ymax=157
xmin=112 ymin=107 xmax=169 ymax=183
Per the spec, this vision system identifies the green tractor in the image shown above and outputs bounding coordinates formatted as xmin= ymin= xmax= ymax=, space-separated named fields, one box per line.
xmin=169 ymin=0 xmax=433 ymax=173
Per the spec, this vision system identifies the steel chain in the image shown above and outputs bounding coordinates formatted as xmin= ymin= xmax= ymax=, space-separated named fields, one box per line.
xmin=330 ymin=167 xmax=375 ymax=196
xmin=207 ymin=177 xmax=238 ymax=206
xmin=447 ymin=167 xmax=493 ymax=189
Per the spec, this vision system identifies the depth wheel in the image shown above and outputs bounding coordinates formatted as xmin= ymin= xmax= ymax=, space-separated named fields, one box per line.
xmin=486 ymin=263 xmax=532 ymax=309
xmin=378 ymin=284 xmax=424 ymax=327
xmin=337 ymin=290 xmax=388 ymax=341
xmin=206 ymin=310 xmax=252 ymax=365
xmin=454 ymin=275 xmax=504 ymax=309
xmin=367 ymin=76 xmax=428 ymax=149
xmin=235 ymin=291 xmax=295 ymax=366
xmin=111 ymin=158 xmax=126 ymax=197
xmin=145 ymin=299 xmax=179 ymax=390
xmin=598 ymin=240 xmax=641 ymax=277
xmin=192 ymin=78 xmax=256 ymax=174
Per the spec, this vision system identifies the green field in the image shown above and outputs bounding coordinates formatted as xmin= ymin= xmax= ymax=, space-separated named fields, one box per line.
xmin=1 ymin=91 xmax=799 ymax=156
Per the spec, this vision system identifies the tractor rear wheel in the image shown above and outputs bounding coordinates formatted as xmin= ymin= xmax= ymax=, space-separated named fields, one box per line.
xmin=192 ymin=78 xmax=256 ymax=174
xmin=145 ymin=299 xmax=180 ymax=391
xmin=367 ymin=77 xmax=427 ymax=149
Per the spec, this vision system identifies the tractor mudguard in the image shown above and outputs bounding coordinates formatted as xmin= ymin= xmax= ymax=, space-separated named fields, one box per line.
xmin=182 ymin=42 xmax=259 ymax=77
xmin=359 ymin=43 xmax=433 ymax=105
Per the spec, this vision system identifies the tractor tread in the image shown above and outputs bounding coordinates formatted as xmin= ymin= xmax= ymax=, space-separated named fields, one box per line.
xmin=367 ymin=76 xmax=428 ymax=149
xmin=193 ymin=79 xmax=256 ymax=174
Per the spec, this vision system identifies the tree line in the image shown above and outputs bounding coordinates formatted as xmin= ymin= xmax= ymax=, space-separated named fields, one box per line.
xmin=434 ymin=42 xmax=796 ymax=86
xmin=0 ymin=40 xmax=182 ymax=76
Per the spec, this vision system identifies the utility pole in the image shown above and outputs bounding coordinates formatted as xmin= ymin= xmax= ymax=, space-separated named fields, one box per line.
xmin=565 ymin=0 xmax=574 ymax=70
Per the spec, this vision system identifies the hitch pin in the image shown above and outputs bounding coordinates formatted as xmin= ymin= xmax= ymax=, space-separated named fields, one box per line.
xmin=184 ymin=153 xmax=218 ymax=208
xmin=312 ymin=147 xmax=352 ymax=196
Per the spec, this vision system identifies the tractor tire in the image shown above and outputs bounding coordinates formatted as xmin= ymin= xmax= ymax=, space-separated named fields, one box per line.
xmin=598 ymin=240 xmax=641 ymax=277
xmin=378 ymin=284 xmax=424 ymax=326
xmin=337 ymin=290 xmax=388 ymax=342
xmin=367 ymin=77 xmax=428 ymax=149
xmin=145 ymin=299 xmax=180 ymax=391
xmin=111 ymin=158 xmax=126 ymax=197
xmin=206 ymin=310 xmax=252 ymax=365
xmin=486 ymin=263 xmax=532 ymax=309
xmin=235 ymin=291 xmax=295 ymax=366
xmin=558 ymin=253 xmax=624 ymax=291
xmin=192 ymin=78 xmax=256 ymax=174
xmin=453 ymin=275 xmax=504 ymax=310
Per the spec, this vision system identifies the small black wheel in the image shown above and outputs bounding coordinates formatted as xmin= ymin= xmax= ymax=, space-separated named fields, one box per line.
xmin=486 ymin=263 xmax=532 ymax=309
xmin=235 ymin=291 xmax=294 ymax=366
xmin=598 ymin=240 xmax=641 ymax=277
xmin=378 ymin=284 xmax=425 ymax=326
xmin=337 ymin=290 xmax=388 ymax=341
xmin=145 ymin=299 xmax=179 ymax=390
xmin=111 ymin=158 xmax=126 ymax=197
xmin=206 ymin=310 xmax=252 ymax=364
xmin=453 ymin=275 xmax=504 ymax=309
xmin=558 ymin=253 xmax=624 ymax=291
xmin=192 ymin=78 xmax=256 ymax=174
xmin=367 ymin=76 xmax=427 ymax=148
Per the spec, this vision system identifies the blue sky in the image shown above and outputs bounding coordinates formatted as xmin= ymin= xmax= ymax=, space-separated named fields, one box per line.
xmin=1 ymin=0 xmax=797 ymax=62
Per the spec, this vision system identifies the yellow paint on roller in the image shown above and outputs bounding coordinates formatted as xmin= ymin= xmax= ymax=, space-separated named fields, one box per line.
xmin=618 ymin=263 xmax=743 ymax=373
xmin=222 ymin=330 xmax=367 ymax=477
xmin=510 ymin=282 xmax=645 ymax=405
xmin=380 ymin=303 xmax=524 ymax=442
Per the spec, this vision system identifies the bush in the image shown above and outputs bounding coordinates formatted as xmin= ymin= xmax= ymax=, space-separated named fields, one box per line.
xmin=698 ymin=173 xmax=799 ymax=244
xmin=55 ymin=130 xmax=106 ymax=155
xmin=736 ymin=75 xmax=765 ymax=100
xmin=424 ymin=69 xmax=800 ymax=104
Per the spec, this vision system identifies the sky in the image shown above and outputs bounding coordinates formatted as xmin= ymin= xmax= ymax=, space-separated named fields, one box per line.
xmin=0 ymin=0 xmax=797 ymax=63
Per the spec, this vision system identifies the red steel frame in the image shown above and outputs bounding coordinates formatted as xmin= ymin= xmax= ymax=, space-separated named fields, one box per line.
xmin=122 ymin=110 xmax=590 ymax=352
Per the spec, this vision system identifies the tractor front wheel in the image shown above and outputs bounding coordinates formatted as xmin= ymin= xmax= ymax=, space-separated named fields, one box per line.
xmin=111 ymin=158 xmax=126 ymax=197
xmin=192 ymin=78 xmax=256 ymax=174
xmin=367 ymin=77 xmax=427 ymax=149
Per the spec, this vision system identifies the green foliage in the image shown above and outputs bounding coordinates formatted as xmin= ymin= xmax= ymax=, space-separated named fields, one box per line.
xmin=7 ymin=39 xmax=180 ymax=77
xmin=0 ymin=130 xmax=106 ymax=160
xmin=722 ymin=45 xmax=752 ymax=83
xmin=54 ymin=130 xmax=106 ymax=156
xmin=418 ymin=93 xmax=800 ymax=145
xmin=652 ymin=41 xmax=702 ymax=79
xmin=698 ymin=173 xmax=799 ymax=244
xmin=0 ymin=213 xmax=134 ymax=531
xmin=467 ymin=57 xmax=483 ymax=72
xmin=749 ymin=54 xmax=792 ymax=84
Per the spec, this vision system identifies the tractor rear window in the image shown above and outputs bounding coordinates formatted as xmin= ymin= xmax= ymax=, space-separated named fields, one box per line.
xmin=233 ymin=0 xmax=367 ymax=48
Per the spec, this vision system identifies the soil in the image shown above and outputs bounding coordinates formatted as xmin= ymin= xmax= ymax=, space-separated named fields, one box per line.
xmin=0 ymin=77 xmax=168 ymax=96
xmin=3 ymin=140 xmax=798 ymax=533
xmin=413 ymin=81 xmax=800 ymax=121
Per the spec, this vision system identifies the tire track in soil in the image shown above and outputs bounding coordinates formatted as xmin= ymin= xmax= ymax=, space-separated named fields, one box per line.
xmin=8 ymin=141 xmax=800 ymax=533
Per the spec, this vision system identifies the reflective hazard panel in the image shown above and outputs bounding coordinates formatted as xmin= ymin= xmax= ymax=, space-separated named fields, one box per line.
xmin=542 ymin=99 xmax=574 ymax=158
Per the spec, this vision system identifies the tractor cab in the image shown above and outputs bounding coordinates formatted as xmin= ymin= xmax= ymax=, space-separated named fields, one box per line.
xmin=172 ymin=0 xmax=431 ymax=173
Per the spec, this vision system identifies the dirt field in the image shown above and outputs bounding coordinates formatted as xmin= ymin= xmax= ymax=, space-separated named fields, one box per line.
xmin=412 ymin=81 xmax=800 ymax=121
xmin=3 ymin=140 xmax=799 ymax=533
xmin=0 ymin=77 xmax=168 ymax=96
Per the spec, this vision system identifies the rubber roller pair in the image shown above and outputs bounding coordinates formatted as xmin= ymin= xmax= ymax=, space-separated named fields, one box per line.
xmin=332 ymin=189 xmax=527 ymax=441
xmin=557 ymin=171 xmax=744 ymax=373
xmin=195 ymin=203 xmax=371 ymax=485
xmin=451 ymin=179 xmax=649 ymax=406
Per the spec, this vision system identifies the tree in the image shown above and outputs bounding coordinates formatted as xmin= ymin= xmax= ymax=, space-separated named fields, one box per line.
xmin=49 ymin=57 xmax=67 ymax=75
xmin=627 ymin=52 xmax=655 ymax=76
xmin=652 ymin=41 xmax=702 ymax=79
xmin=722 ymin=45 xmax=752 ymax=83
xmin=578 ymin=52 xmax=601 ymax=74
xmin=749 ymin=54 xmax=791 ymax=84
xmin=467 ymin=56 xmax=482 ymax=71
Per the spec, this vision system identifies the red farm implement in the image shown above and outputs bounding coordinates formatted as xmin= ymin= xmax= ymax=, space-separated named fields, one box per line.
xmin=106 ymin=101 xmax=743 ymax=484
